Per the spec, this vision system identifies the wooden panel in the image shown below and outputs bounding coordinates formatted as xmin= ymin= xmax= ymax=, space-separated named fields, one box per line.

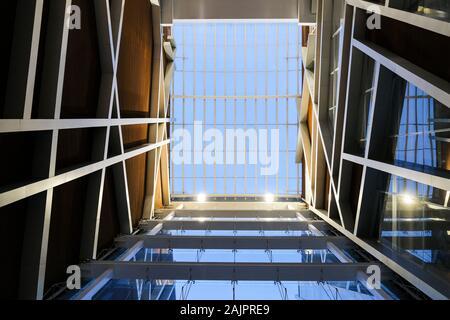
xmin=55 ymin=128 xmax=95 ymax=173
xmin=122 ymin=124 xmax=149 ymax=150
xmin=0 ymin=197 xmax=28 ymax=299
xmin=60 ymin=0 xmax=102 ymax=119
xmin=0 ymin=0 xmax=19 ymax=117
xmin=125 ymin=154 xmax=147 ymax=226
xmin=118 ymin=0 xmax=153 ymax=118
xmin=97 ymin=168 xmax=120 ymax=254
xmin=44 ymin=176 xmax=89 ymax=292
xmin=0 ymin=131 xmax=50 ymax=190
xmin=118 ymin=0 xmax=154 ymax=225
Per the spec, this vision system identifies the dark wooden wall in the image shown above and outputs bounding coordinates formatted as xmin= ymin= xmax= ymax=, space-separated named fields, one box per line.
xmin=118 ymin=0 xmax=154 ymax=225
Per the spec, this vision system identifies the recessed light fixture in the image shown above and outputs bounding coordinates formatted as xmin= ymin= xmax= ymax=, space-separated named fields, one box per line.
xmin=264 ymin=193 xmax=275 ymax=203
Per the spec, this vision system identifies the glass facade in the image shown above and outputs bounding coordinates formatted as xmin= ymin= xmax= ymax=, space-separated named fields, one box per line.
xmin=91 ymin=279 xmax=377 ymax=300
xmin=373 ymin=70 xmax=450 ymax=179
xmin=379 ymin=174 xmax=450 ymax=277
xmin=328 ymin=0 xmax=346 ymax=131
xmin=344 ymin=51 xmax=376 ymax=157
xmin=170 ymin=22 xmax=302 ymax=196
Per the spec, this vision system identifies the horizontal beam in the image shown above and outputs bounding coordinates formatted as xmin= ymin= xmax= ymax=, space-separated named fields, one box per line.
xmin=343 ymin=153 xmax=450 ymax=192
xmin=115 ymin=235 xmax=353 ymax=250
xmin=82 ymin=261 xmax=385 ymax=282
xmin=139 ymin=219 xmax=330 ymax=231
xmin=0 ymin=140 xmax=170 ymax=208
xmin=0 ymin=118 xmax=170 ymax=133
xmin=73 ymin=241 xmax=144 ymax=300
xmin=155 ymin=210 xmax=315 ymax=219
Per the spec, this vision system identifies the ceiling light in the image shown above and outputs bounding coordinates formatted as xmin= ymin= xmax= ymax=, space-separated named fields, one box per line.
xmin=264 ymin=193 xmax=275 ymax=203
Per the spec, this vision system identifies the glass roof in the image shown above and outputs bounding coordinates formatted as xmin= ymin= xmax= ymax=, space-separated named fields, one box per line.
xmin=170 ymin=22 xmax=303 ymax=196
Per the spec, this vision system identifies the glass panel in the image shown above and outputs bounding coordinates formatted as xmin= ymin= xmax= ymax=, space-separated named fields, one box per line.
xmin=379 ymin=174 xmax=450 ymax=278
xmin=344 ymin=50 xmax=376 ymax=157
xmin=91 ymin=279 xmax=380 ymax=300
xmin=170 ymin=22 xmax=302 ymax=196
xmin=373 ymin=69 xmax=450 ymax=179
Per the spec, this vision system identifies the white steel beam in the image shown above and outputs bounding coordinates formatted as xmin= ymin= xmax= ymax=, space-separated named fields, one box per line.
xmin=82 ymin=261 xmax=385 ymax=282
xmin=139 ymin=219 xmax=330 ymax=231
xmin=0 ymin=140 xmax=170 ymax=208
xmin=115 ymin=234 xmax=353 ymax=250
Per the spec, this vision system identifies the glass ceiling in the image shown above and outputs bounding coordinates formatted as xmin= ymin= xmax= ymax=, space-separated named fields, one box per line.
xmin=170 ymin=22 xmax=303 ymax=196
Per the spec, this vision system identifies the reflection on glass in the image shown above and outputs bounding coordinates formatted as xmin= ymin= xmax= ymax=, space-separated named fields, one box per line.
xmin=92 ymin=279 xmax=379 ymax=300
xmin=129 ymin=248 xmax=340 ymax=264
xmin=380 ymin=174 xmax=450 ymax=276
xmin=328 ymin=0 xmax=346 ymax=131
xmin=345 ymin=52 xmax=376 ymax=157
xmin=389 ymin=0 xmax=450 ymax=22
xmin=380 ymin=73 xmax=450 ymax=178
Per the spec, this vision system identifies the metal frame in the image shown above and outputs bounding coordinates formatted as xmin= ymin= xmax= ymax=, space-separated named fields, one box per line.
xmin=1 ymin=0 xmax=173 ymax=299
xmin=299 ymin=0 xmax=450 ymax=299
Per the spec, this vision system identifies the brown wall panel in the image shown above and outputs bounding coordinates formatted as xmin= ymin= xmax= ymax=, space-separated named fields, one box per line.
xmin=97 ymin=168 xmax=120 ymax=254
xmin=55 ymin=128 xmax=95 ymax=174
xmin=125 ymin=154 xmax=147 ymax=226
xmin=0 ymin=1 xmax=18 ymax=117
xmin=44 ymin=176 xmax=88 ymax=292
xmin=117 ymin=0 xmax=153 ymax=118
xmin=0 ymin=131 xmax=50 ymax=191
xmin=60 ymin=0 xmax=102 ymax=119
xmin=118 ymin=0 xmax=154 ymax=225
xmin=0 ymin=197 xmax=27 ymax=299
xmin=122 ymin=124 xmax=149 ymax=150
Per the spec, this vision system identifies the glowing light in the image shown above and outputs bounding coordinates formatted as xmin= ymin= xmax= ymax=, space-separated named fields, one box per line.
xmin=264 ymin=193 xmax=275 ymax=203
xmin=401 ymin=194 xmax=416 ymax=205
xmin=197 ymin=194 xmax=207 ymax=202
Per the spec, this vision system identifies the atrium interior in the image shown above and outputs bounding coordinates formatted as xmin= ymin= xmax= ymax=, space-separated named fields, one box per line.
xmin=0 ymin=0 xmax=449 ymax=301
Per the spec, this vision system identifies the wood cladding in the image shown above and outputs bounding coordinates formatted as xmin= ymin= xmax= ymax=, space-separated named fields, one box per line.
xmin=0 ymin=131 xmax=50 ymax=190
xmin=60 ymin=0 xmax=102 ymax=119
xmin=0 ymin=197 xmax=27 ymax=299
xmin=55 ymin=128 xmax=95 ymax=173
xmin=118 ymin=0 xmax=153 ymax=118
xmin=44 ymin=176 xmax=88 ymax=292
xmin=0 ymin=0 xmax=18 ymax=117
xmin=118 ymin=0 xmax=154 ymax=224
xmin=126 ymin=154 xmax=148 ymax=226
xmin=97 ymin=168 xmax=121 ymax=253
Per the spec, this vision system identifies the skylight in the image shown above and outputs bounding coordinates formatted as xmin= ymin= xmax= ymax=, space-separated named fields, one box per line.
xmin=170 ymin=22 xmax=303 ymax=196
